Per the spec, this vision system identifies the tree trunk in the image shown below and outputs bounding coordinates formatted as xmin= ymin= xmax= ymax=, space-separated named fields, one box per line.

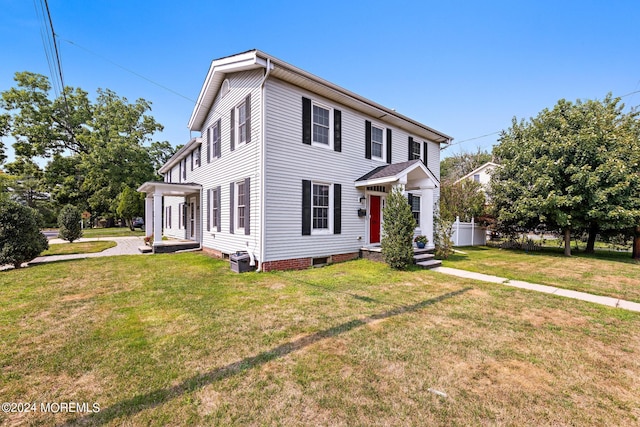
xmin=633 ymin=226 xmax=640 ymax=260
xmin=585 ymin=222 xmax=598 ymax=254
xmin=563 ymin=227 xmax=572 ymax=257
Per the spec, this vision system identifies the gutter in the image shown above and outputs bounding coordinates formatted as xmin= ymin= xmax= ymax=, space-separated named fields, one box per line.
xmin=253 ymin=57 xmax=272 ymax=272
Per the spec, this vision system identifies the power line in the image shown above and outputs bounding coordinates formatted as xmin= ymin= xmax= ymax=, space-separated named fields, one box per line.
xmin=59 ymin=37 xmax=197 ymax=104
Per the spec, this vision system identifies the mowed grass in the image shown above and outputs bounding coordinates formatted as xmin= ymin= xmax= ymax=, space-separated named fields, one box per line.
xmin=41 ymin=241 xmax=117 ymax=256
xmin=1 ymin=255 xmax=639 ymax=426
xmin=81 ymin=228 xmax=144 ymax=238
xmin=443 ymin=246 xmax=640 ymax=303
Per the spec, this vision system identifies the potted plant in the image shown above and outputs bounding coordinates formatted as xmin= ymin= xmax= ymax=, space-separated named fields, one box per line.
xmin=414 ymin=235 xmax=428 ymax=249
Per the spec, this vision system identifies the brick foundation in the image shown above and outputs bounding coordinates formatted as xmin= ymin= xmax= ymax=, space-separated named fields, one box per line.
xmin=261 ymin=252 xmax=361 ymax=272
xmin=201 ymin=247 xmax=224 ymax=259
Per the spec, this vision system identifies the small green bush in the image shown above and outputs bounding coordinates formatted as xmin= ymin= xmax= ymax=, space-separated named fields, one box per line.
xmin=381 ymin=186 xmax=416 ymax=269
xmin=0 ymin=201 xmax=49 ymax=268
xmin=434 ymin=215 xmax=455 ymax=259
xmin=58 ymin=204 xmax=83 ymax=242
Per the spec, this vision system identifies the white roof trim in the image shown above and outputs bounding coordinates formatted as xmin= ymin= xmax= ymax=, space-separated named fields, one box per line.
xmin=186 ymin=49 xmax=453 ymax=144
xmin=158 ymin=137 xmax=202 ymax=174
xmin=137 ymin=182 xmax=202 ymax=196
xmin=356 ymin=161 xmax=438 ymax=188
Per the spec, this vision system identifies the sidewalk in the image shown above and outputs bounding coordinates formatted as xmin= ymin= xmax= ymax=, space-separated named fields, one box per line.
xmin=28 ymin=236 xmax=147 ymax=265
xmin=431 ymin=266 xmax=640 ymax=313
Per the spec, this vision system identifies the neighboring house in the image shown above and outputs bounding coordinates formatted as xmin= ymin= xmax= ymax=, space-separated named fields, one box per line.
xmin=138 ymin=50 xmax=452 ymax=271
xmin=454 ymin=161 xmax=500 ymax=194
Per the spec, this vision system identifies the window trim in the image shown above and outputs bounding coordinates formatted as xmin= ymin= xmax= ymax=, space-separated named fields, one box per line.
xmin=236 ymin=180 xmax=246 ymax=231
xmin=411 ymin=194 xmax=421 ymax=227
xmin=370 ymin=123 xmax=386 ymax=161
xmin=235 ymin=100 xmax=248 ymax=146
xmin=211 ymin=187 xmax=219 ymax=230
xmin=311 ymin=101 xmax=333 ymax=149
xmin=311 ymin=182 xmax=333 ymax=235
xmin=411 ymin=138 xmax=421 ymax=161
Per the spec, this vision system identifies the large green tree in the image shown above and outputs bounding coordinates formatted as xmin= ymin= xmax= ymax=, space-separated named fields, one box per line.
xmin=1 ymin=72 xmax=174 ymax=219
xmin=491 ymin=95 xmax=640 ymax=257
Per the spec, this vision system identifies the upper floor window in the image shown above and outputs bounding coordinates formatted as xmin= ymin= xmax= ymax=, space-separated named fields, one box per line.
xmin=211 ymin=120 xmax=220 ymax=160
xmin=371 ymin=125 xmax=384 ymax=160
xmin=194 ymin=146 xmax=201 ymax=167
xmin=313 ymin=104 xmax=330 ymax=146
xmin=410 ymin=138 xmax=421 ymax=160
xmin=473 ymin=174 xmax=480 ymax=183
xmin=237 ymin=101 xmax=248 ymax=144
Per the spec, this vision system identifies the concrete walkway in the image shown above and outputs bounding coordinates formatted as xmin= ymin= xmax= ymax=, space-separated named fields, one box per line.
xmin=28 ymin=236 xmax=147 ymax=265
xmin=431 ymin=266 xmax=640 ymax=313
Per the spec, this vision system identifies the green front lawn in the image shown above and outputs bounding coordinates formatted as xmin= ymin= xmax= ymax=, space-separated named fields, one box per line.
xmin=443 ymin=246 xmax=640 ymax=302
xmin=41 ymin=241 xmax=117 ymax=256
xmin=1 ymin=255 xmax=639 ymax=426
xmin=81 ymin=228 xmax=144 ymax=238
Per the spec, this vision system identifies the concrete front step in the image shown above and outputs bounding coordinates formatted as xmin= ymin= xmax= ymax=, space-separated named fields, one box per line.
xmin=138 ymin=245 xmax=152 ymax=253
xmin=414 ymin=253 xmax=435 ymax=262
xmin=416 ymin=259 xmax=442 ymax=269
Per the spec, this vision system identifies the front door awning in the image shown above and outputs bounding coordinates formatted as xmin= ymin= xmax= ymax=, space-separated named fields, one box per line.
xmin=355 ymin=159 xmax=438 ymax=189
xmin=137 ymin=181 xmax=202 ymax=196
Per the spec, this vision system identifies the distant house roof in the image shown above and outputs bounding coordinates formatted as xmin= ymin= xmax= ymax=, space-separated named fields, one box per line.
xmin=454 ymin=162 xmax=501 ymax=185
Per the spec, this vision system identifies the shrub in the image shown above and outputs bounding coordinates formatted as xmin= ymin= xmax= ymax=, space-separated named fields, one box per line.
xmin=381 ymin=186 xmax=416 ymax=269
xmin=58 ymin=204 xmax=83 ymax=242
xmin=434 ymin=215 xmax=455 ymax=259
xmin=0 ymin=201 xmax=49 ymax=268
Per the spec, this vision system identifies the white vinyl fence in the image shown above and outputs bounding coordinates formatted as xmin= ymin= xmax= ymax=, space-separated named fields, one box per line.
xmin=452 ymin=216 xmax=486 ymax=246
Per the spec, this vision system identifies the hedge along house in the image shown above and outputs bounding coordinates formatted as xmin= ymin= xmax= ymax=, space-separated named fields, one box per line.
xmin=138 ymin=50 xmax=452 ymax=271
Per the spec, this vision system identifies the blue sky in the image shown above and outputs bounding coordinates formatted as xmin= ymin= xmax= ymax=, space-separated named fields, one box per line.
xmin=1 ymin=0 xmax=639 ymax=164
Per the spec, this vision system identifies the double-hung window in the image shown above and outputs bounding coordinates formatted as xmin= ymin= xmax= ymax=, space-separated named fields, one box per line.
xmin=194 ymin=147 xmax=200 ymax=167
xmin=237 ymin=101 xmax=248 ymax=144
xmin=473 ymin=174 xmax=480 ymax=183
xmin=211 ymin=120 xmax=220 ymax=159
xmin=312 ymin=183 xmax=330 ymax=231
xmin=313 ymin=103 xmax=331 ymax=146
xmin=211 ymin=187 xmax=219 ymax=229
xmin=371 ymin=125 xmax=384 ymax=160
xmin=411 ymin=139 xmax=421 ymax=160
xmin=411 ymin=195 xmax=421 ymax=227
xmin=236 ymin=180 xmax=246 ymax=230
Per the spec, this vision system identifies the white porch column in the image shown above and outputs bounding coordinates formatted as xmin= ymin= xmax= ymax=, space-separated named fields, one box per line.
xmin=153 ymin=191 xmax=163 ymax=245
xmin=145 ymin=195 xmax=153 ymax=237
xmin=420 ymin=187 xmax=435 ymax=249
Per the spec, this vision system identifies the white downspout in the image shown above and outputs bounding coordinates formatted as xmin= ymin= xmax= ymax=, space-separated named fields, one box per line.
xmin=254 ymin=57 xmax=272 ymax=272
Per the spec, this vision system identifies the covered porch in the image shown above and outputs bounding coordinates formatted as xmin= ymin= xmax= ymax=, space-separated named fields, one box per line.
xmin=355 ymin=159 xmax=438 ymax=249
xmin=137 ymin=181 xmax=203 ymax=253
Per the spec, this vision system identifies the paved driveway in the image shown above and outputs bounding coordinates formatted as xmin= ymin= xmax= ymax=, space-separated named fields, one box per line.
xmin=28 ymin=236 xmax=147 ymax=265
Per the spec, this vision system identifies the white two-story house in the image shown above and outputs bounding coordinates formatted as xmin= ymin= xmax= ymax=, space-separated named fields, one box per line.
xmin=138 ymin=50 xmax=452 ymax=271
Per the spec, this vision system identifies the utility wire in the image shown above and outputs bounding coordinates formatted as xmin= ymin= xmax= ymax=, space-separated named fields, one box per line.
xmin=59 ymin=37 xmax=197 ymax=104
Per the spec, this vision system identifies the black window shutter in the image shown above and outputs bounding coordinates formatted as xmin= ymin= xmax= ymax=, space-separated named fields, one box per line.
xmin=334 ymin=109 xmax=341 ymax=152
xmin=365 ymin=120 xmax=372 ymax=159
xmin=190 ymin=152 xmax=193 ymax=171
xmin=245 ymin=94 xmax=252 ymax=143
xmin=216 ymin=119 xmax=222 ymax=158
xmin=244 ymin=177 xmax=250 ymax=235
xmin=423 ymin=141 xmax=428 ymax=166
xmin=229 ymin=182 xmax=235 ymax=234
xmin=408 ymin=136 xmax=414 ymax=161
xmin=207 ymin=189 xmax=211 ymax=231
xmin=216 ymin=186 xmax=221 ymax=232
xmin=302 ymin=180 xmax=311 ymax=235
xmin=386 ymin=128 xmax=392 ymax=164
xmin=408 ymin=193 xmax=413 ymax=207
xmin=207 ymin=127 xmax=211 ymax=163
xmin=334 ymin=183 xmax=341 ymax=235
xmin=302 ymin=97 xmax=311 ymax=145
xmin=230 ymin=108 xmax=235 ymax=152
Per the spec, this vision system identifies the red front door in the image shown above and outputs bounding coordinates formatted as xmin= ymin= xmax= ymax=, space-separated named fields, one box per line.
xmin=370 ymin=196 xmax=381 ymax=244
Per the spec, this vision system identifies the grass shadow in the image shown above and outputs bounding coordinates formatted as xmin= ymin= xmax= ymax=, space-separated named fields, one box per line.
xmin=64 ymin=287 xmax=471 ymax=426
